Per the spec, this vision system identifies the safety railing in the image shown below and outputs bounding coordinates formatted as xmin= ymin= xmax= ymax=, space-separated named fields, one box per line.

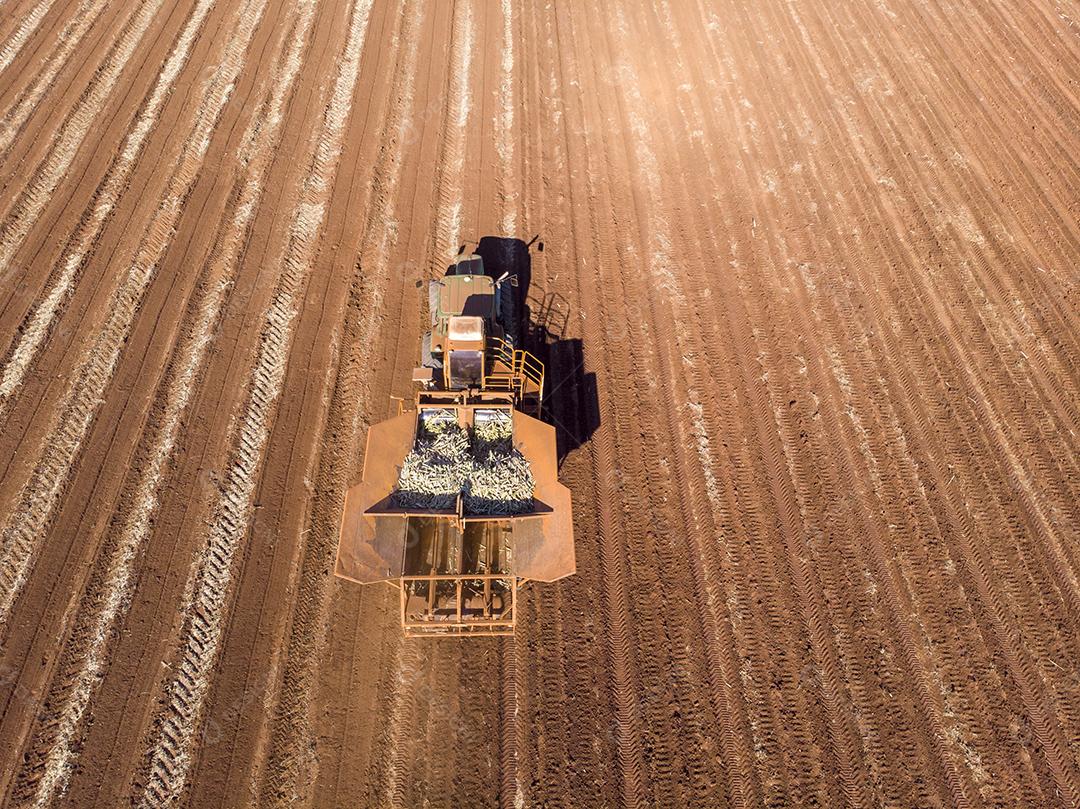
xmin=485 ymin=337 xmax=544 ymax=408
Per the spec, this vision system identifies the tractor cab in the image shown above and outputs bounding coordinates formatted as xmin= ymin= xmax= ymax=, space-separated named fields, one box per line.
xmin=420 ymin=254 xmax=526 ymax=395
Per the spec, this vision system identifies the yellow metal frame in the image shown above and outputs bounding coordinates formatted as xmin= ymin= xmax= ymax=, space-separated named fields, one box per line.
xmin=484 ymin=336 xmax=544 ymax=408
xmin=400 ymin=573 xmax=517 ymax=637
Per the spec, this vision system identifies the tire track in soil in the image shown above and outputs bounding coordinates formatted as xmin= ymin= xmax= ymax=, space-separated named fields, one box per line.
xmin=837 ymin=0 xmax=1080 ymax=497
xmin=131 ymin=0 xmax=374 ymax=802
xmin=0 ymin=0 xmax=111 ymax=157
xmin=0 ymin=0 xmax=161 ymax=274
xmin=0 ymin=0 xmax=269 ymax=634
xmin=541 ymin=8 xmax=654 ymax=806
xmin=493 ymin=2 xmax=522 ymax=805
xmin=385 ymin=4 xmax=494 ymax=806
xmin=729 ymin=10 xmax=998 ymax=800
xmin=428 ymin=0 xmax=472 ymax=262
xmin=564 ymin=4 xmax=752 ymax=806
xmin=550 ymin=6 xmax=649 ymax=807
xmin=493 ymin=0 xmax=516 ymax=236
xmin=753 ymin=1 xmax=1080 ymax=800
xmin=603 ymin=1 xmax=850 ymax=804
xmin=717 ymin=3 xmax=1045 ymax=803
xmin=838 ymin=0 xmax=1080 ymax=602
xmin=0 ymin=0 xmax=59 ymax=77
xmin=584 ymin=3 xmax=755 ymax=804
xmin=639 ymin=4 xmax=887 ymax=804
xmin=780 ymin=4 xmax=1080 ymax=799
xmin=0 ymin=0 xmax=219 ymax=411
xmin=507 ymin=5 xmax=580 ymax=802
xmin=1 ymin=1 xmax=1078 ymax=805
xmin=679 ymin=4 xmax=979 ymax=804
xmin=253 ymin=2 xmax=428 ymax=805
xmin=2 ymin=0 xmax=318 ymax=803
xmin=667 ymin=6 xmax=872 ymax=803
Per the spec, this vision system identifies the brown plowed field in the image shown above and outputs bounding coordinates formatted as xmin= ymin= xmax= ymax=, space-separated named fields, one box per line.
xmin=1 ymin=0 xmax=1079 ymax=806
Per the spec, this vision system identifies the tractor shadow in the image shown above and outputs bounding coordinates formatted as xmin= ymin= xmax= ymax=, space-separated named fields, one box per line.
xmin=458 ymin=236 xmax=600 ymax=464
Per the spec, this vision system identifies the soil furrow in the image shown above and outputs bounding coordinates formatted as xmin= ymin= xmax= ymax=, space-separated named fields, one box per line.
xmin=133 ymin=1 xmax=374 ymax=803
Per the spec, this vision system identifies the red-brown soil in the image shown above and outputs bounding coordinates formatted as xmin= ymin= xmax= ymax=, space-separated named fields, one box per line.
xmin=0 ymin=0 xmax=1078 ymax=806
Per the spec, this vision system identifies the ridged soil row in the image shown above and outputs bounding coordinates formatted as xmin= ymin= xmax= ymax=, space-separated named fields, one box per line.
xmin=673 ymin=4 xmax=989 ymax=803
xmin=505 ymin=2 xmax=580 ymax=804
xmin=676 ymin=4 xmax=929 ymax=804
xmin=699 ymin=9 xmax=985 ymax=806
xmin=887 ymin=0 xmax=1080 ymax=361
xmin=3 ymin=0 xmax=322 ymax=803
xmin=936 ymin=0 xmax=1080 ymax=243
xmin=0 ymin=0 xmax=303 ymax=799
xmin=427 ymin=0 xmax=473 ymax=261
xmin=543 ymin=5 xmax=672 ymax=808
xmin=572 ymin=6 xmax=705 ymax=806
xmin=580 ymin=1 xmax=771 ymax=804
xmin=250 ymin=1 xmax=440 ymax=805
xmin=708 ymin=0 xmax=1002 ymax=803
xmin=639 ymin=8 xmax=895 ymax=807
xmin=493 ymin=0 xmax=516 ymax=235
xmin=0 ymin=0 xmax=206 ymax=388
xmin=302 ymin=6 xmax=430 ymax=806
xmin=725 ymin=0 xmax=1071 ymax=799
xmin=0 ymin=0 xmax=219 ymax=417
xmin=773 ymin=1 xmax=1080 ymax=799
xmin=839 ymin=0 xmax=1080 ymax=499
xmin=800 ymin=0 xmax=1080 ymax=737
xmin=0 ymin=0 xmax=60 ymax=76
xmin=505 ymin=4 xmax=632 ymax=805
xmin=0 ymin=0 xmax=319 ymax=775
xmin=648 ymin=4 xmax=894 ymax=803
xmin=625 ymin=1 xmax=894 ymax=805
xmin=614 ymin=14 xmax=825 ymax=809
xmin=844 ymin=0 xmax=1080 ymax=576
xmin=381 ymin=641 xmax=423 ymax=809
xmin=847 ymin=0 xmax=1080 ymax=663
xmin=0 ymin=0 xmax=168 ymax=282
xmin=728 ymin=5 xmax=1027 ymax=800
xmin=129 ymin=1 xmax=374 ymax=804
xmin=1001 ymin=0 xmax=1080 ymax=68
xmin=0 ymin=0 xmax=270 ymax=639
xmin=0 ymin=0 xmax=115 ymax=161
xmin=495 ymin=2 xmax=523 ymax=806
